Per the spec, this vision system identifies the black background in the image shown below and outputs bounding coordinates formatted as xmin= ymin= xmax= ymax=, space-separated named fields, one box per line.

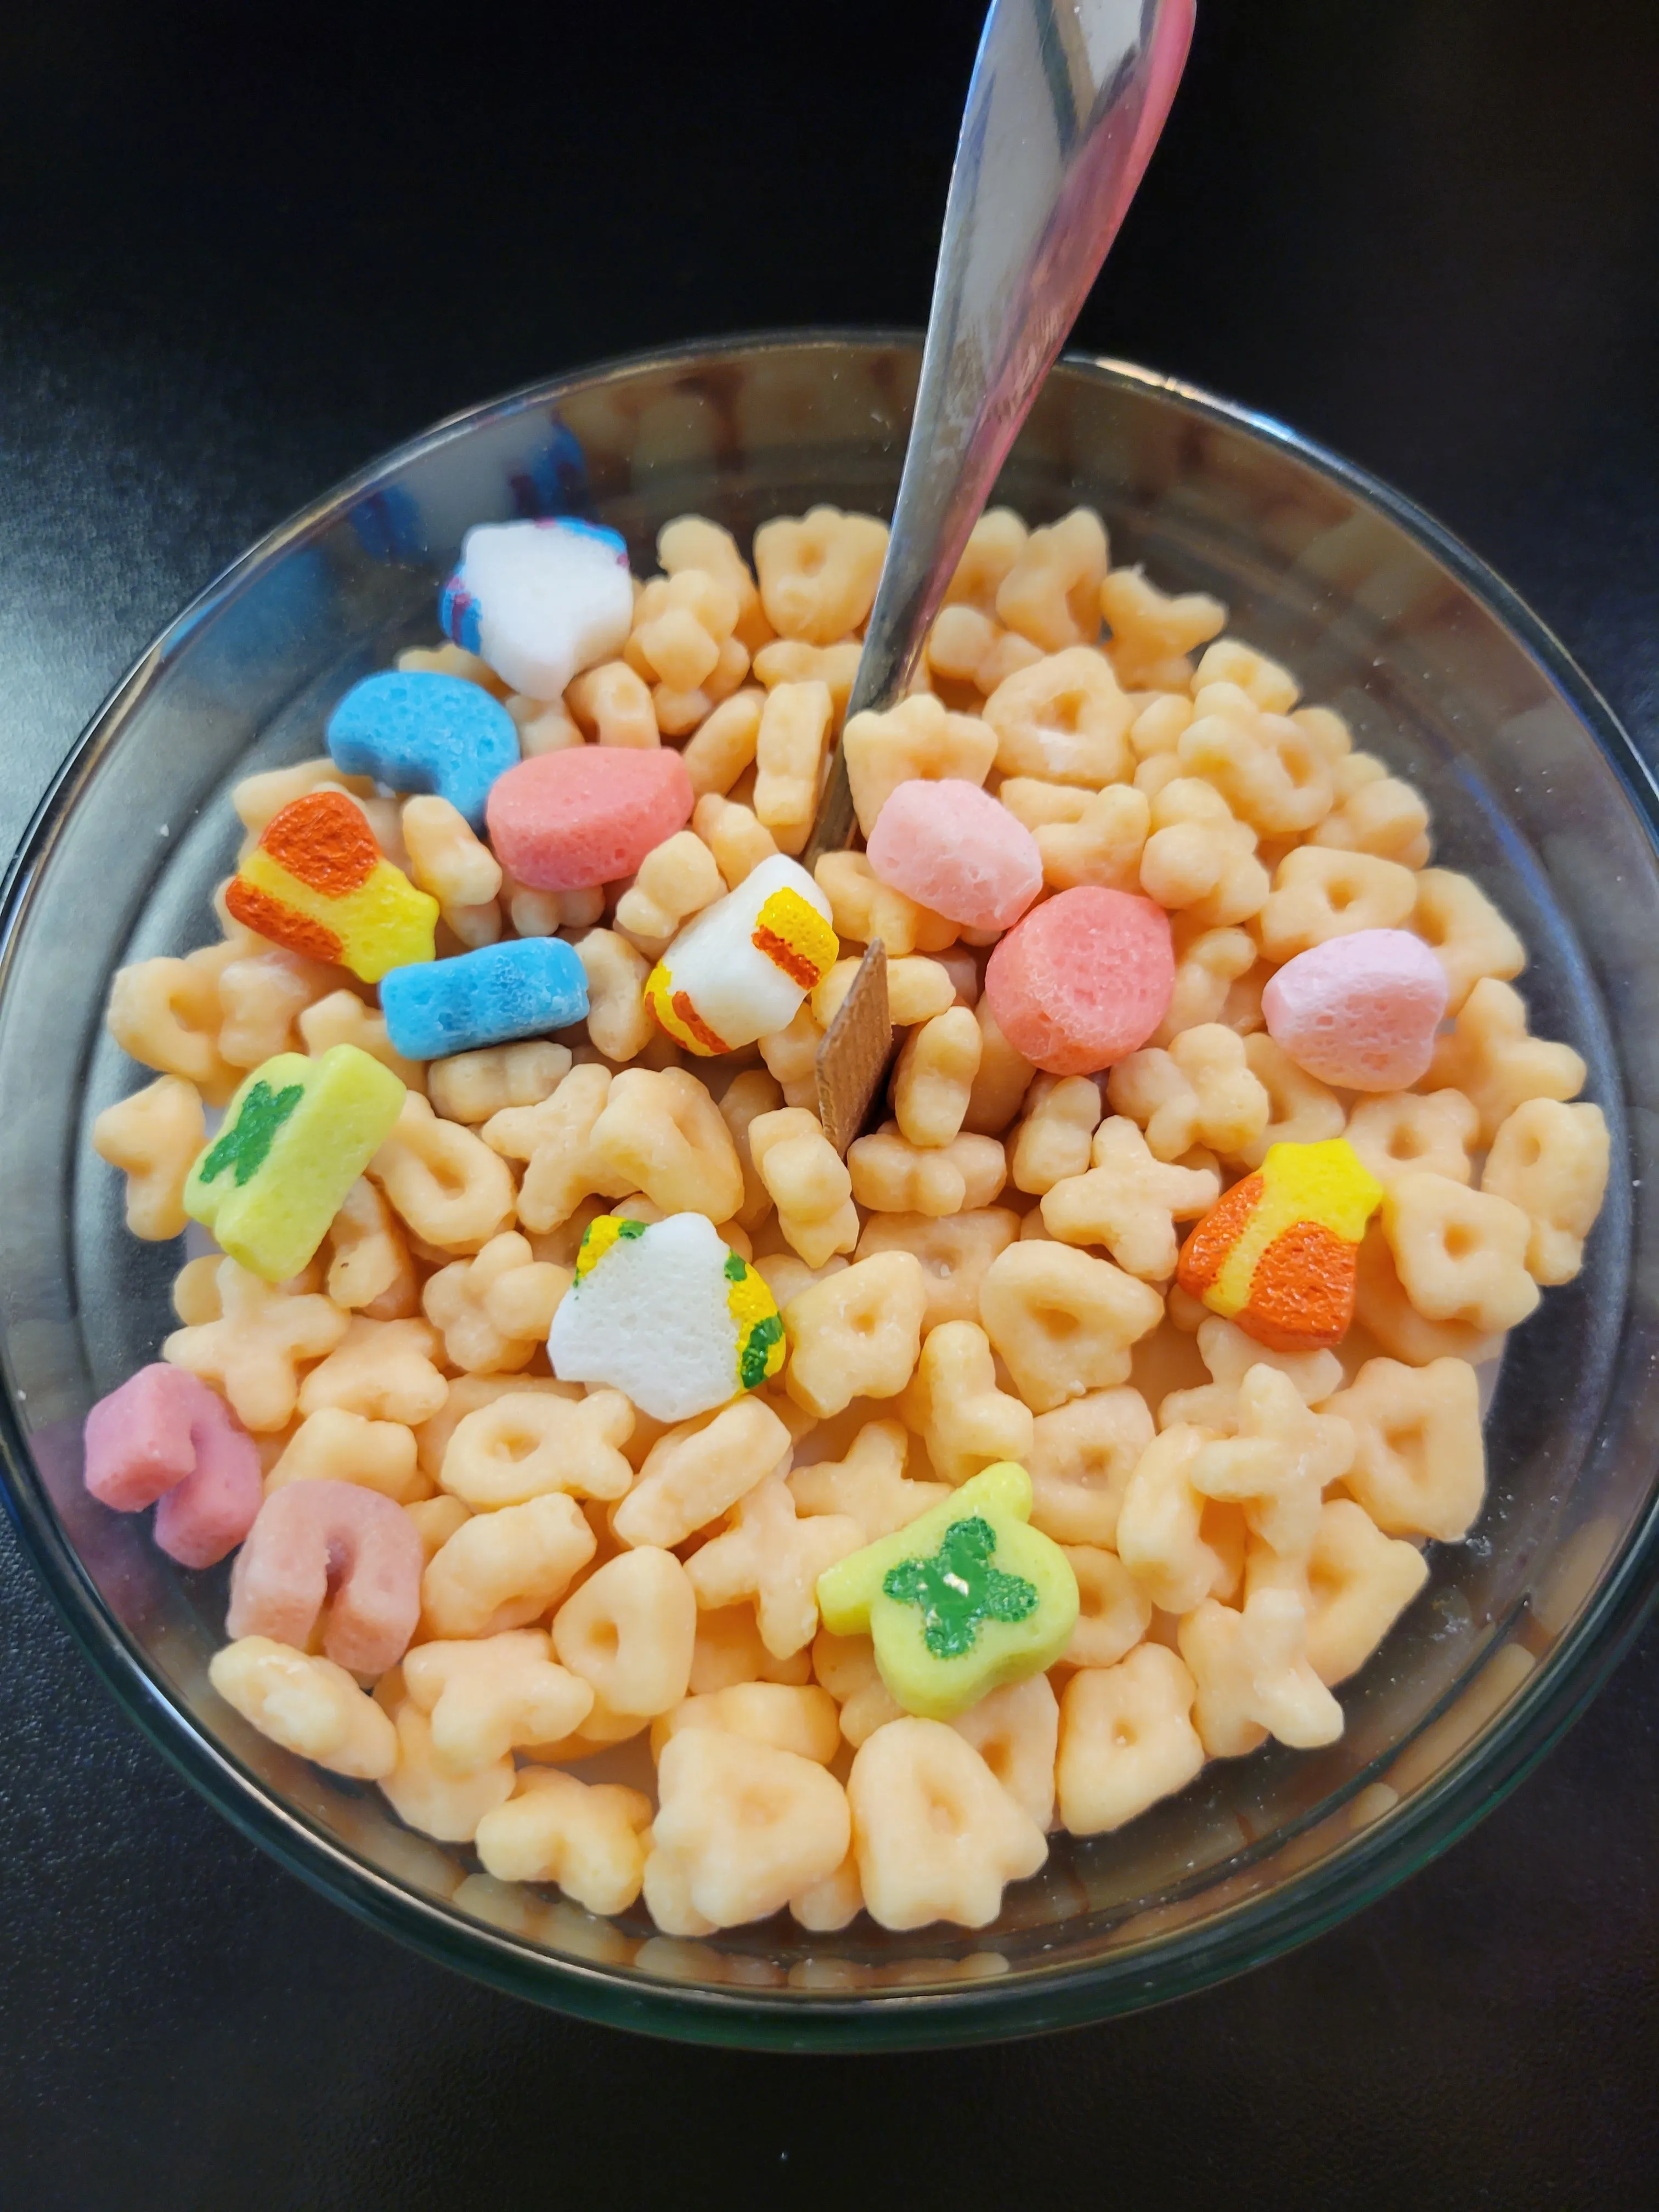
xmin=3 ymin=1 xmax=1658 ymax=2204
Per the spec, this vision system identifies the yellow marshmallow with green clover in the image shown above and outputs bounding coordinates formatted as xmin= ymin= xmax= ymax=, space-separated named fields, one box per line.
xmin=815 ymin=1462 xmax=1077 ymax=1720
xmin=183 ymin=1044 xmax=405 ymax=1284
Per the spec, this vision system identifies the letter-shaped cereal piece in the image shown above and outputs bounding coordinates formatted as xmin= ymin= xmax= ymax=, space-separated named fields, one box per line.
xmin=588 ymin=1067 xmax=745 ymax=1222
xmin=554 ymin=1549 xmax=699 ymax=1719
xmin=82 ymin=1362 xmax=262 ymax=1568
xmin=210 ymin=1635 xmax=398 ymax=1780
xmin=847 ymin=1717 xmax=1047 ymax=1930
xmin=979 ymin=1239 xmax=1165 ymax=1411
xmin=748 ymin=1107 xmax=859 ymax=1267
xmin=1322 ymin=1355 xmax=1486 ymax=1541
xmin=614 ymin=1395 xmax=792 ymax=1550
xmin=1176 ymin=1138 xmax=1384 ymax=1351
xmin=439 ymin=1388 xmax=634 ymax=1508
xmin=93 ymin=1074 xmax=206 ymax=1240
xmin=475 ymin=1768 xmax=653 ymax=1916
xmin=645 ymin=854 xmax=837 ymax=1056
xmin=645 ymin=1726 xmax=853 ymax=1934
xmin=163 ymin=1259 xmax=349 ymax=1432
xmin=227 ymin=1477 xmax=423 ymax=1677
xmin=789 ymin=1419 xmax=951 ymax=1543
xmin=897 ymin=1319 xmax=1035 ymax=1485
xmin=1055 ymin=1643 xmax=1206 ymax=1833
xmin=783 ymin=1251 xmax=928 ymax=1418
xmin=1381 ymin=1170 xmax=1540 ymax=1333
xmin=1481 ymin=1098 xmax=1610 ymax=1285
xmin=225 ymin=790 xmax=438 ymax=982
xmin=421 ymin=1491 xmax=596 ymax=1640
xmin=684 ymin=1474 xmax=864 ymax=1658
xmin=1041 ymin=1116 xmax=1220 ymax=1283
xmin=816 ymin=1462 xmax=1078 ymax=1720
xmin=1248 ymin=1497 xmax=1429 ymax=1686
xmin=1179 ymin=1587 xmax=1343 ymax=1755
xmin=184 ymin=1044 xmax=406 ymax=1283
xmin=402 ymin=1629 xmax=594 ymax=1773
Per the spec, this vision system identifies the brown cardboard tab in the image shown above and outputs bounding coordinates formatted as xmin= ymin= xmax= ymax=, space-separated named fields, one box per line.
xmin=814 ymin=940 xmax=894 ymax=1156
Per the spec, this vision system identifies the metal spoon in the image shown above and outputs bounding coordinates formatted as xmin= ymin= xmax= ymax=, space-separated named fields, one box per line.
xmin=804 ymin=0 xmax=1196 ymax=866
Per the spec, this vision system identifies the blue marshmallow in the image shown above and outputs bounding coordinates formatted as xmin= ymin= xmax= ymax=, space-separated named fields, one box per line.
xmin=326 ymin=670 xmax=520 ymax=831
xmin=380 ymin=938 xmax=589 ymax=1060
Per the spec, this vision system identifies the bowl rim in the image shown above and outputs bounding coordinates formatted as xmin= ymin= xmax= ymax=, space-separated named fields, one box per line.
xmin=4 ymin=328 xmax=1659 ymax=2050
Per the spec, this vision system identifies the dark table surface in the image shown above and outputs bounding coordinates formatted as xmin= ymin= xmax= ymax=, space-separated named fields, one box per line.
xmin=3 ymin=1 xmax=1658 ymax=2203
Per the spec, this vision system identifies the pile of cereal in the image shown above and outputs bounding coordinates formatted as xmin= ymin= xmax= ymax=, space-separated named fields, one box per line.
xmin=87 ymin=502 xmax=1611 ymax=1938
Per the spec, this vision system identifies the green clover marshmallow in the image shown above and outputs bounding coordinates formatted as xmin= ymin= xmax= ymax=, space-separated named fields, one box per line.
xmin=814 ymin=1462 xmax=1077 ymax=1720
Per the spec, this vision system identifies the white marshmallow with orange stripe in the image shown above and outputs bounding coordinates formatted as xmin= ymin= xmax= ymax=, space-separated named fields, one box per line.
xmin=646 ymin=855 xmax=838 ymax=1055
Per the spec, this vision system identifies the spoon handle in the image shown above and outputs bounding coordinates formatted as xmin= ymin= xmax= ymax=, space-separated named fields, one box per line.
xmin=805 ymin=0 xmax=1195 ymax=866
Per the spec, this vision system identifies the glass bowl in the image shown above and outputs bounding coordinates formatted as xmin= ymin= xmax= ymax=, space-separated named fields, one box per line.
xmin=3 ymin=334 xmax=1657 ymax=2051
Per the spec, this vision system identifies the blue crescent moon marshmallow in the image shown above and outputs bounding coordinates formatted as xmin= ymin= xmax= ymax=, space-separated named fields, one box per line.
xmin=326 ymin=670 xmax=520 ymax=832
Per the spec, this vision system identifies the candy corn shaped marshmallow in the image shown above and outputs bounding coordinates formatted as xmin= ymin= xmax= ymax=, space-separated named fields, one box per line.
xmin=646 ymin=855 xmax=838 ymax=1056
xmin=1176 ymin=1137 xmax=1384 ymax=1352
xmin=225 ymin=790 xmax=438 ymax=983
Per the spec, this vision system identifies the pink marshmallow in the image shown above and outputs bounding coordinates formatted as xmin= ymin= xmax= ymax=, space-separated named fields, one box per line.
xmin=227 ymin=1479 xmax=424 ymax=1678
xmin=486 ymin=745 xmax=693 ymax=891
xmin=866 ymin=777 xmax=1043 ymax=933
xmin=83 ymin=1364 xmax=261 ymax=1569
xmin=1262 ymin=928 xmax=1448 ymax=1091
xmin=985 ymin=887 xmax=1175 ymax=1076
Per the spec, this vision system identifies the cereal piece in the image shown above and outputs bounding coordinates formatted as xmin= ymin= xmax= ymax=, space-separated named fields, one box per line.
xmin=1310 ymin=753 xmax=1431 ymax=866
xmin=428 ymin=1040 xmax=571 ymax=1126
xmin=1352 ymin=1227 xmax=1503 ymax=1367
xmin=1427 ymin=977 xmax=1586 ymax=1144
xmin=817 ymin=1461 xmax=1077 ymax=1718
xmin=659 ymin=517 xmax=769 ymax=647
xmin=421 ymin=1491 xmax=596 ymax=1639
xmin=747 ymin=1107 xmax=858 ymax=1268
xmin=227 ymin=1479 xmax=424 ymax=1675
xmin=646 ymin=1726 xmax=851 ymax=1933
xmin=947 ymin=1673 xmax=1059 ymax=1830
xmin=324 ymin=1177 xmax=418 ymax=1319
xmin=371 ymin=1092 xmax=517 ymax=1251
xmin=474 ymin=1768 xmax=652 ymax=1915
xmin=685 ymin=1475 xmax=863 ymax=1657
xmin=1099 ymin=566 xmax=1226 ymax=690
xmin=438 ymin=1389 xmax=633 ymax=1509
xmin=788 ymin=1419 xmax=950 ymax=1541
xmin=1041 ymin=1116 xmax=1220 ymax=1283
xmin=172 ymin=1254 xmax=224 ymax=1325
xmin=377 ymin=1698 xmax=516 ymax=1842
xmin=1001 ymin=778 xmax=1149 ymax=895
xmin=401 ymin=793 xmax=504 ymax=946
xmin=183 ymin=1045 xmax=404 ymax=1284
xmin=1322 ymin=1356 xmax=1485 ymax=1539
xmin=1025 ymin=1387 xmax=1153 ymax=1546
xmin=298 ymin=989 xmax=426 ymax=1093
xmin=381 ymin=938 xmax=587 ymax=1062
xmin=566 ymin=659 xmax=659 ymax=748
xmin=751 ymin=637 xmax=865 ymax=724
xmin=926 ymin=602 xmax=1040 ymax=693
xmin=105 ymin=953 xmax=238 ymax=1103
xmin=566 ymin=929 xmax=649 ymax=1063
xmin=1381 ymin=1170 xmax=1540 ymax=1332
xmin=477 ymin=1064 xmax=623 ymax=1233
xmin=1055 ymin=1644 xmax=1205 ymax=1834
xmin=1239 ymin=1033 xmax=1345 ymax=1165
xmin=613 ymin=831 xmax=724 ymax=954
xmin=1107 ymin=1024 xmax=1270 ymax=1163
xmin=1412 ymin=867 xmax=1526 ymax=1013
xmin=995 ymin=509 xmax=1108 ymax=651
xmin=486 ymin=746 xmax=693 ymax=891
xmin=439 ymin=518 xmax=633 ymax=701
xmin=93 ymin=1074 xmax=206 ymax=1240
xmin=845 ymin=1125 xmax=996 ymax=1218
xmin=783 ymin=1251 xmax=929 ymax=1418
xmin=613 ymin=1395 xmax=792 ymax=1549
xmin=294 ymin=1319 xmax=444 ymax=1434
xmin=853 ymin=1209 xmax=1019 ymax=1330
xmin=691 ymin=1606 xmax=814 ymax=1693
xmin=326 ymin=670 xmax=519 ymax=830
xmin=1116 ymin=1423 xmax=1239 ymax=1613
xmin=984 ymin=888 xmax=1174 ymax=1076
xmin=1189 ymin=1363 xmax=1355 ymax=1559
xmin=653 ymin=1683 xmax=842 ymax=1766
xmin=813 ymin=953 xmax=954 ymax=1029
xmin=414 ymin=1374 xmax=579 ymax=1483
xmin=233 ymin=757 xmax=375 ymax=838
xmin=553 ymin=1548 xmax=698 ymax=1716
xmin=680 ymin=688 xmax=765 ymax=799
xmin=979 ymin=1239 xmax=1164 ymax=1411
xmin=1192 ymin=642 xmax=1300 ymax=713
xmin=1176 ymin=1138 xmax=1384 ymax=1350
xmin=1262 ymin=928 xmax=1447 ymax=1093
xmin=163 ymin=1259 xmax=348 ymax=1432
xmin=1054 ymin=1543 xmax=1149 ymax=1672
xmin=1248 ymin=1499 xmax=1429 ymax=1686
xmin=209 ymin=1637 xmax=397 ymax=1780
xmin=550 ymin=1211 xmax=782 ymax=1419
xmin=753 ymin=505 xmax=887 ymax=643
xmin=226 ymin=792 xmax=439 ymax=982
xmin=1255 ymin=848 xmax=1418 ymax=963
xmin=1344 ymin=1089 xmax=1480 ymax=1189
xmin=83 ymin=1363 xmax=262 ymax=1568
xmin=1482 ymin=1098 xmax=1609 ymax=1285
xmin=867 ymin=778 xmax=1042 ymax=934
xmin=814 ymin=849 xmax=956 ymax=959
xmin=847 ymin=1717 xmax=1047 ymax=1929
xmin=753 ymin=680 xmax=832 ymax=855
xmin=1155 ymin=923 xmax=1259 ymax=1045
xmin=962 ymin=998 xmax=1036 ymax=1136
xmin=842 ymin=694 xmax=998 ymax=838
xmin=421 ymin=1231 xmax=563 ymax=1373
xmin=811 ymin=1629 xmax=905 ymax=1747
xmin=1158 ymin=1315 xmax=1342 ymax=1436
xmin=895 ymin=1319 xmax=1031 ymax=1485
xmin=265 ymin=1407 xmax=424 ymax=1504
xmin=982 ymin=647 xmax=1130 ymax=787
xmin=646 ymin=854 xmax=837 ymax=1057
xmin=892 ymin=1007 xmax=983 ymax=1149
xmin=1178 ymin=686 xmax=1331 ymax=837
xmin=1137 ymin=776 xmax=1269 ymax=929
xmin=405 ymin=1496 xmax=472 ymax=1560
xmin=1179 ymin=1588 xmax=1342 ymax=1755
xmin=588 ymin=1066 xmax=745 ymax=1222
xmin=216 ymin=948 xmax=338 ymax=1067
xmin=508 ymin=697 xmax=584 ymax=756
